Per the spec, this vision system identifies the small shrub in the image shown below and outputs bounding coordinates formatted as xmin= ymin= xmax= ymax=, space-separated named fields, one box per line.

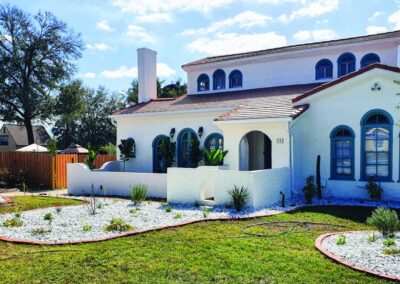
xmin=165 ymin=206 xmax=172 ymax=213
xmin=228 ymin=185 xmax=249 ymax=212
xmin=202 ymin=207 xmax=212 ymax=218
xmin=383 ymin=238 xmax=396 ymax=247
xmin=14 ymin=209 xmax=21 ymax=218
xmin=174 ymin=213 xmax=182 ymax=219
xmin=56 ymin=207 xmax=62 ymax=213
xmin=302 ymin=176 xmax=316 ymax=204
xmin=82 ymin=224 xmax=92 ymax=232
xmin=383 ymin=248 xmax=400 ymax=255
xmin=336 ymin=234 xmax=346 ymax=245
xmin=130 ymin=184 xmax=148 ymax=206
xmin=103 ymin=218 xmax=134 ymax=232
xmin=96 ymin=202 xmax=103 ymax=209
xmin=44 ymin=213 xmax=54 ymax=224
xmin=366 ymin=207 xmax=399 ymax=237
xmin=3 ymin=217 xmax=23 ymax=227
xmin=367 ymin=232 xmax=378 ymax=243
xmin=366 ymin=176 xmax=383 ymax=201
xmin=31 ymin=228 xmax=51 ymax=235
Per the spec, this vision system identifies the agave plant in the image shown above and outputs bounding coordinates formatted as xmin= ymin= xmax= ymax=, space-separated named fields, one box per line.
xmin=204 ymin=148 xmax=228 ymax=166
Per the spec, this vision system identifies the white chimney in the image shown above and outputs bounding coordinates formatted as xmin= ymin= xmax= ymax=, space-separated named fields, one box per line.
xmin=137 ymin=48 xmax=157 ymax=104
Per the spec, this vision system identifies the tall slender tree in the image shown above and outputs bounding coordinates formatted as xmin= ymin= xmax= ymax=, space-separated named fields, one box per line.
xmin=0 ymin=5 xmax=83 ymax=144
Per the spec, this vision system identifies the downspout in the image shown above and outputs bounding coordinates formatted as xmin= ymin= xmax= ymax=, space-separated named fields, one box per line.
xmin=288 ymin=121 xmax=294 ymax=200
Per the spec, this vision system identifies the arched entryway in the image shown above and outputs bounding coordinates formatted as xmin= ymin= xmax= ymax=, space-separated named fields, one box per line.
xmin=239 ymin=131 xmax=272 ymax=171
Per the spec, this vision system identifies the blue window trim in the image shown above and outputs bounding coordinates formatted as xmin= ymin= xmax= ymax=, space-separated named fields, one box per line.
xmin=204 ymin=133 xmax=224 ymax=150
xmin=212 ymin=69 xmax=226 ymax=90
xmin=197 ymin=74 xmax=209 ymax=92
xmin=330 ymin=125 xmax=355 ymax=180
xmin=337 ymin=52 xmax=356 ymax=77
xmin=360 ymin=53 xmax=380 ymax=68
xmin=360 ymin=109 xmax=394 ymax=182
xmin=177 ymin=128 xmax=199 ymax=168
xmin=315 ymin=59 xmax=333 ymax=80
xmin=228 ymin=70 xmax=243 ymax=88
xmin=152 ymin=134 xmax=168 ymax=173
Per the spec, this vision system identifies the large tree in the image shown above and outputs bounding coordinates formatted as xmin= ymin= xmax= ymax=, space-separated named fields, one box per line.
xmin=0 ymin=5 xmax=83 ymax=144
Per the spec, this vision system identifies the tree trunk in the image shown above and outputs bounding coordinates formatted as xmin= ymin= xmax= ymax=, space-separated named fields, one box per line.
xmin=25 ymin=119 xmax=35 ymax=145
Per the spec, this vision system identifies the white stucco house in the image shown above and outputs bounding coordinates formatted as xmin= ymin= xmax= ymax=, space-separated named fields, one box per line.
xmin=69 ymin=30 xmax=400 ymax=206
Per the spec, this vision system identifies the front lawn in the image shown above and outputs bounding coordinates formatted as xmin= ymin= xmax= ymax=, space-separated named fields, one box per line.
xmin=0 ymin=197 xmax=390 ymax=283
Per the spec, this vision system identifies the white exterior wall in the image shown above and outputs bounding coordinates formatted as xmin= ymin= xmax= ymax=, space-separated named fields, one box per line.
xmin=67 ymin=163 xmax=167 ymax=198
xmin=291 ymin=69 xmax=400 ymax=201
xmin=167 ymin=167 xmax=290 ymax=208
xmin=114 ymin=111 xmax=225 ymax=172
xmin=185 ymin=39 xmax=400 ymax=95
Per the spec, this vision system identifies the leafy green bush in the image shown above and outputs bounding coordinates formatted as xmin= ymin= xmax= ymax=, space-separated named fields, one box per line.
xmin=336 ymin=234 xmax=346 ymax=245
xmin=383 ymin=238 xmax=396 ymax=247
xmin=228 ymin=185 xmax=249 ymax=212
xmin=174 ymin=213 xmax=182 ymax=219
xmin=204 ymin=148 xmax=228 ymax=166
xmin=85 ymin=144 xmax=97 ymax=170
xmin=366 ymin=207 xmax=399 ymax=237
xmin=3 ymin=217 xmax=23 ymax=227
xmin=302 ymin=176 xmax=316 ymax=204
xmin=202 ymin=207 xmax=212 ymax=218
xmin=383 ymin=248 xmax=400 ymax=255
xmin=366 ymin=176 xmax=383 ymax=201
xmin=103 ymin=218 xmax=134 ymax=232
xmin=165 ymin=206 xmax=172 ymax=213
xmin=43 ymin=213 xmax=54 ymax=224
xmin=82 ymin=224 xmax=92 ymax=232
xmin=130 ymin=184 xmax=148 ymax=205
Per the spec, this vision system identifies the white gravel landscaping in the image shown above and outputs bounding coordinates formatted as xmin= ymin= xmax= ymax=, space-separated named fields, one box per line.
xmin=322 ymin=231 xmax=400 ymax=278
xmin=0 ymin=199 xmax=287 ymax=243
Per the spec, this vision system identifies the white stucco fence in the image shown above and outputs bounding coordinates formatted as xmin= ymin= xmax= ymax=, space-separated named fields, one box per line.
xmin=67 ymin=163 xmax=167 ymax=198
xmin=167 ymin=167 xmax=291 ymax=208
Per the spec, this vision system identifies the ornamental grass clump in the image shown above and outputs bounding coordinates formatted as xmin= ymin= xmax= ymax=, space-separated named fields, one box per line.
xmin=366 ymin=207 xmax=399 ymax=237
xmin=336 ymin=234 xmax=346 ymax=246
xmin=228 ymin=185 xmax=249 ymax=212
xmin=103 ymin=218 xmax=134 ymax=233
xmin=3 ymin=217 xmax=23 ymax=227
xmin=130 ymin=184 xmax=148 ymax=206
xmin=44 ymin=213 xmax=54 ymax=225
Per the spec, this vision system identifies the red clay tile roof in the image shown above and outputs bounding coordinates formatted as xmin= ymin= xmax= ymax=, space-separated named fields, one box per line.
xmin=292 ymin=64 xmax=400 ymax=104
xmin=183 ymin=30 xmax=400 ymax=67
xmin=113 ymin=83 xmax=321 ymax=121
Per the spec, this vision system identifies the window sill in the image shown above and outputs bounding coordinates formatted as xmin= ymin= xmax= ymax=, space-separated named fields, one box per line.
xmin=329 ymin=177 xmax=356 ymax=181
xmin=358 ymin=178 xmax=394 ymax=183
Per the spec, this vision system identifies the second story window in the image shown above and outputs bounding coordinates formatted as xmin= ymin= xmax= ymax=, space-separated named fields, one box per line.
xmin=229 ymin=70 xmax=243 ymax=88
xmin=315 ymin=59 xmax=333 ymax=80
xmin=361 ymin=53 xmax=380 ymax=68
xmin=213 ymin=69 xmax=226 ymax=90
xmin=0 ymin=136 xmax=9 ymax=146
xmin=338 ymin=52 xmax=356 ymax=77
xmin=197 ymin=74 xmax=210 ymax=92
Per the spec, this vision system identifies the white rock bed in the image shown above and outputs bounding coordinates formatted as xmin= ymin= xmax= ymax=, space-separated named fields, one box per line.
xmin=0 ymin=199 xmax=288 ymax=243
xmin=322 ymin=231 xmax=400 ymax=278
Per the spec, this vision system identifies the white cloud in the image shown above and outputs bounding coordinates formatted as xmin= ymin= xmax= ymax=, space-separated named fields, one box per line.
xmin=181 ymin=11 xmax=272 ymax=36
xmin=278 ymin=0 xmax=338 ymax=23
xmin=186 ymin=32 xmax=287 ymax=56
xmin=293 ymin=29 xmax=337 ymax=41
xmin=137 ymin=13 xmax=172 ymax=23
xmin=96 ymin=20 xmax=115 ymax=32
xmin=366 ymin=26 xmax=388 ymax=35
xmin=79 ymin=73 xmax=97 ymax=79
xmin=86 ymin=43 xmax=113 ymax=51
xmin=388 ymin=10 xmax=400 ymax=29
xmin=126 ymin=25 xmax=156 ymax=44
xmin=100 ymin=63 xmax=175 ymax=79
xmin=368 ymin=11 xmax=384 ymax=21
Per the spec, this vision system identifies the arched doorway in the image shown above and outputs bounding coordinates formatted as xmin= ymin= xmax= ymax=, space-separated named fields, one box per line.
xmin=239 ymin=131 xmax=272 ymax=171
xmin=177 ymin=128 xmax=200 ymax=168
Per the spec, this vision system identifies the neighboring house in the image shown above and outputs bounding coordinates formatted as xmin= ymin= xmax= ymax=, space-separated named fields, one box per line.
xmin=110 ymin=30 xmax=400 ymax=201
xmin=0 ymin=124 xmax=51 ymax=152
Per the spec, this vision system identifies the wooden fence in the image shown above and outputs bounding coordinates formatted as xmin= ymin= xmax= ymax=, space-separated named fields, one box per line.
xmin=0 ymin=152 xmax=115 ymax=190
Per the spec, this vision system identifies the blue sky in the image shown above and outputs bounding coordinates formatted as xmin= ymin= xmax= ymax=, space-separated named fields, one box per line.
xmin=4 ymin=0 xmax=400 ymax=92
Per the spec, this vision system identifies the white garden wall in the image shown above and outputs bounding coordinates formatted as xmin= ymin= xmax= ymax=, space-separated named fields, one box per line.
xmin=167 ymin=167 xmax=290 ymax=208
xmin=67 ymin=163 xmax=167 ymax=198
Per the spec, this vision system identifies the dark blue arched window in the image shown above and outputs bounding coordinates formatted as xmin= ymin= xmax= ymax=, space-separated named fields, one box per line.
xmin=338 ymin=52 xmax=356 ymax=77
xmin=229 ymin=70 xmax=242 ymax=88
xmin=197 ymin=74 xmax=209 ymax=92
xmin=361 ymin=53 xmax=380 ymax=68
xmin=315 ymin=59 xmax=333 ymax=80
xmin=152 ymin=135 xmax=169 ymax=173
xmin=205 ymin=133 xmax=223 ymax=151
xmin=361 ymin=110 xmax=393 ymax=181
xmin=330 ymin=126 xmax=355 ymax=180
xmin=213 ymin=69 xmax=226 ymax=90
xmin=177 ymin=128 xmax=199 ymax=168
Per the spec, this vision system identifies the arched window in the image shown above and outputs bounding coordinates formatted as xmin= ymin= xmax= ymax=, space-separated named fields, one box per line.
xmin=152 ymin=135 xmax=169 ymax=173
xmin=337 ymin=52 xmax=356 ymax=77
xmin=177 ymin=128 xmax=199 ymax=168
xmin=315 ymin=59 xmax=333 ymax=80
xmin=197 ymin=74 xmax=209 ymax=92
xmin=229 ymin=70 xmax=242 ymax=88
xmin=205 ymin=133 xmax=224 ymax=151
xmin=330 ymin=126 xmax=355 ymax=180
xmin=213 ymin=69 xmax=226 ymax=90
xmin=361 ymin=110 xmax=393 ymax=181
xmin=361 ymin=53 xmax=380 ymax=68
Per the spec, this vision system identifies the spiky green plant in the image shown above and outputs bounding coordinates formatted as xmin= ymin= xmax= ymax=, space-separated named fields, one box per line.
xmin=228 ymin=186 xmax=249 ymax=212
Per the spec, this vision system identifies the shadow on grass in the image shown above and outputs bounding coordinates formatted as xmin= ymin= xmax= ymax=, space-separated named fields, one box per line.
xmin=292 ymin=205 xmax=400 ymax=223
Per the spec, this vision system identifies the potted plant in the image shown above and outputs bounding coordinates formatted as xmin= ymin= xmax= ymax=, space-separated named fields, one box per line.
xmin=204 ymin=148 xmax=228 ymax=166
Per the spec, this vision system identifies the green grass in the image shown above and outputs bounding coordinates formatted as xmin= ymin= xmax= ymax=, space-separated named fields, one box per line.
xmin=0 ymin=198 xmax=393 ymax=283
